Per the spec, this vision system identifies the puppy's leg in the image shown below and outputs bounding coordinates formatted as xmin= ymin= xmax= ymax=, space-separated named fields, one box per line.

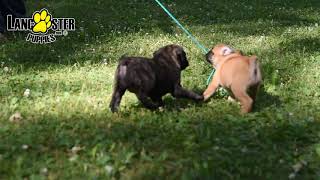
xmin=172 ymin=84 xmax=203 ymax=101
xmin=248 ymin=83 xmax=260 ymax=103
xmin=226 ymin=89 xmax=237 ymax=102
xmin=136 ymin=92 xmax=160 ymax=110
xmin=231 ymin=85 xmax=253 ymax=114
xmin=110 ymin=87 xmax=126 ymax=113
xmin=203 ymin=75 xmax=219 ymax=101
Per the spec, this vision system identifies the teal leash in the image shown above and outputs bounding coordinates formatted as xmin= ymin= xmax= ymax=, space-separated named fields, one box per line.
xmin=154 ymin=0 xmax=208 ymax=54
xmin=206 ymin=69 xmax=215 ymax=85
xmin=154 ymin=0 xmax=215 ymax=85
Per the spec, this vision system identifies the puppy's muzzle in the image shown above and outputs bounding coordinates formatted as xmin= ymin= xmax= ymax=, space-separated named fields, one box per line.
xmin=205 ymin=51 xmax=213 ymax=64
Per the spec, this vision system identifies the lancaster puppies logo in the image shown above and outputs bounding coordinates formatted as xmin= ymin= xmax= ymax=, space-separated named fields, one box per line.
xmin=7 ymin=9 xmax=75 ymax=44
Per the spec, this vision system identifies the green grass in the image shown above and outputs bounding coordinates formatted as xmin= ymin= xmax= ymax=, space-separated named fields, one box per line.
xmin=1 ymin=0 xmax=320 ymax=179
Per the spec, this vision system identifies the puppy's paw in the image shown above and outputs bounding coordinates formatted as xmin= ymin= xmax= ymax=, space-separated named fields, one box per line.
xmin=158 ymin=106 xmax=165 ymax=112
xmin=203 ymin=93 xmax=211 ymax=101
xmin=195 ymin=94 xmax=204 ymax=101
xmin=227 ymin=96 xmax=236 ymax=102
xmin=110 ymin=107 xmax=118 ymax=113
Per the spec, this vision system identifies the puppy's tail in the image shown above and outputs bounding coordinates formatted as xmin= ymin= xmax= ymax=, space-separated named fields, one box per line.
xmin=110 ymin=57 xmax=129 ymax=112
xmin=115 ymin=57 xmax=130 ymax=87
xmin=249 ymin=56 xmax=262 ymax=85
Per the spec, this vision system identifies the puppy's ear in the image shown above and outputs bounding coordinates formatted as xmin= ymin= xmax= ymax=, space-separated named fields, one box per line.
xmin=177 ymin=50 xmax=189 ymax=70
xmin=153 ymin=47 xmax=165 ymax=58
xmin=221 ymin=46 xmax=234 ymax=56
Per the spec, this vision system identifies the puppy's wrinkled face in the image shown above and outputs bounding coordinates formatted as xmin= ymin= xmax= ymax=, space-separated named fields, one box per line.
xmin=176 ymin=48 xmax=189 ymax=70
xmin=153 ymin=44 xmax=189 ymax=70
xmin=206 ymin=44 xmax=234 ymax=68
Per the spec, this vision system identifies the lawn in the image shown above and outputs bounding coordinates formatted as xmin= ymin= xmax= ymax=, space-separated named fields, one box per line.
xmin=0 ymin=0 xmax=320 ymax=179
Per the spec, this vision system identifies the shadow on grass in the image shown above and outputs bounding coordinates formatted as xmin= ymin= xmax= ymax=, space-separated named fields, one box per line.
xmin=1 ymin=0 xmax=319 ymax=71
xmin=279 ymin=37 xmax=320 ymax=54
xmin=162 ymin=97 xmax=206 ymax=111
xmin=126 ymin=85 xmax=280 ymax=114
xmin=254 ymin=85 xmax=281 ymax=112
xmin=128 ymin=96 xmax=206 ymax=112
xmin=1 ymin=110 xmax=319 ymax=178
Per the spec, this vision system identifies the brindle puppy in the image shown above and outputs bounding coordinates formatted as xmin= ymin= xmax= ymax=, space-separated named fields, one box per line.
xmin=110 ymin=44 xmax=203 ymax=112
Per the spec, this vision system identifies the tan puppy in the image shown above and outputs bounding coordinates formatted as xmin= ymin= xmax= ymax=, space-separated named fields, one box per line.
xmin=203 ymin=44 xmax=262 ymax=113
